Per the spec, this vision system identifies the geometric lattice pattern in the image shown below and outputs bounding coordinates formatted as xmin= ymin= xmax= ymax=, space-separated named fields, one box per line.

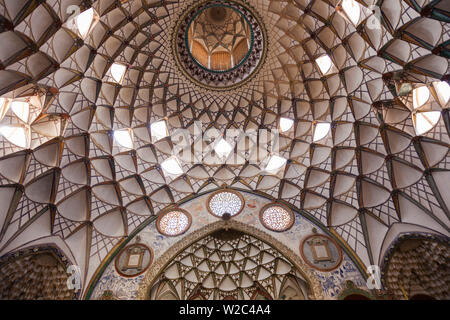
xmin=0 ymin=0 xmax=448 ymax=296
xmin=150 ymin=229 xmax=311 ymax=300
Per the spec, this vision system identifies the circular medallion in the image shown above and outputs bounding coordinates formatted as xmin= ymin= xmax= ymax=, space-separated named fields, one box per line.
xmin=115 ymin=243 xmax=153 ymax=277
xmin=186 ymin=4 xmax=253 ymax=72
xmin=156 ymin=208 xmax=192 ymax=236
xmin=173 ymin=0 xmax=267 ymax=90
xmin=300 ymin=234 xmax=343 ymax=272
xmin=207 ymin=189 xmax=245 ymax=218
xmin=259 ymin=203 xmax=295 ymax=232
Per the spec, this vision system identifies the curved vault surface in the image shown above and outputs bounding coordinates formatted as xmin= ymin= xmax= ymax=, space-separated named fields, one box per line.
xmin=0 ymin=0 xmax=448 ymax=296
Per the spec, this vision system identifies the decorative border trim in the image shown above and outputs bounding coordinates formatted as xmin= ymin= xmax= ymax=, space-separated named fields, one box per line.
xmin=259 ymin=202 xmax=295 ymax=232
xmin=206 ymin=188 xmax=245 ymax=218
xmin=136 ymin=220 xmax=325 ymax=300
xmin=299 ymin=234 xmax=343 ymax=272
xmin=156 ymin=208 xmax=193 ymax=237
xmin=114 ymin=243 xmax=154 ymax=278
xmin=250 ymin=285 xmax=273 ymax=300
xmin=338 ymin=281 xmax=374 ymax=300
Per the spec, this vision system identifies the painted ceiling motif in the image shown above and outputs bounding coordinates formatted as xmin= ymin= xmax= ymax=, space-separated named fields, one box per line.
xmin=188 ymin=5 xmax=251 ymax=58
xmin=0 ymin=0 xmax=448 ymax=297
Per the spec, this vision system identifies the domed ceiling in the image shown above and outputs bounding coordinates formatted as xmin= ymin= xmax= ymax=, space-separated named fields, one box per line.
xmin=0 ymin=0 xmax=448 ymax=297
xmin=187 ymin=4 xmax=252 ymax=71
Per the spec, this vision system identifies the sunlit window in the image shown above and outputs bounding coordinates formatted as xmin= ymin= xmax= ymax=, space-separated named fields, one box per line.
xmin=161 ymin=156 xmax=184 ymax=177
xmin=341 ymin=0 xmax=361 ymax=25
xmin=414 ymin=111 xmax=441 ymax=135
xmin=0 ymin=125 xmax=28 ymax=148
xmin=313 ymin=122 xmax=331 ymax=142
xmin=214 ymin=138 xmax=233 ymax=158
xmin=0 ymin=98 xmax=9 ymax=121
xmin=74 ymin=8 xmax=99 ymax=39
xmin=156 ymin=209 xmax=191 ymax=236
xmin=207 ymin=190 xmax=244 ymax=218
xmin=109 ymin=63 xmax=127 ymax=84
xmin=10 ymin=101 xmax=30 ymax=123
xmin=434 ymin=81 xmax=450 ymax=106
xmin=114 ymin=129 xmax=133 ymax=149
xmin=260 ymin=204 xmax=294 ymax=232
xmin=316 ymin=55 xmax=333 ymax=75
xmin=151 ymin=120 xmax=168 ymax=142
xmin=265 ymin=155 xmax=287 ymax=173
xmin=280 ymin=117 xmax=294 ymax=132
xmin=412 ymin=86 xmax=430 ymax=109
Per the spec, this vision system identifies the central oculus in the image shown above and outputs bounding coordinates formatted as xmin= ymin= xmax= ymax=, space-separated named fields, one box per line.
xmin=187 ymin=5 xmax=253 ymax=72
xmin=174 ymin=0 xmax=266 ymax=89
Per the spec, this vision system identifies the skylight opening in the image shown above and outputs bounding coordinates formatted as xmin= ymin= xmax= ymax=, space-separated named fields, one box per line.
xmin=260 ymin=204 xmax=294 ymax=232
xmin=156 ymin=209 xmax=191 ymax=236
xmin=434 ymin=81 xmax=450 ymax=106
xmin=313 ymin=122 xmax=331 ymax=142
xmin=151 ymin=120 xmax=169 ymax=142
xmin=0 ymin=125 xmax=28 ymax=148
xmin=412 ymin=86 xmax=430 ymax=109
xmin=316 ymin=55 xmax=333 ymax=75
xmin=265 ymin=155 xmax=287 ymax=174
xmin=341 ymin=0 xmax=361 ymax=25
xmin=279 ymin=117 xmax=294 ymax=132
xmin=161 ymin=156 xmax=184 ymax=177
xmin=114 ymin=129 xmax=133 ymax=149
xmin=207 ymin=190 xmax=244 ymax=218
xmin=10 ymin=101 xmax=30 ymax=123
xmin=214 ymin=138 xmax=233 ymax=158
xmin=414 ymin=111 xmax=441 ymax=136
xmin=109 ymin=63 xmax=127 ymax=84
xmin=74 ymin=8 xmax=99 ymax=39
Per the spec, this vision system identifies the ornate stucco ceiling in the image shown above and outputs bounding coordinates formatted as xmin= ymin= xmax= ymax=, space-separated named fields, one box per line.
xmin=0 ymin=247 xmax=75 ymax=299
xmin=0 ymin=0 xmax=448 ymax=296
xmin=149 ymin=229 xmax=312 ymax=300
xmin=188 ymin=5 xmax=250 ymax=56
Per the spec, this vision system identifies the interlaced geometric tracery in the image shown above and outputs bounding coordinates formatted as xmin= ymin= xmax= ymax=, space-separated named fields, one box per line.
xmin=207 ymin=190 xmax=245 ymax=217
xmin=0 ymin=0 xmax=448 ymax=296
xmin=260 ymin=203 xmax=295 ymax=232
xmin=156 ymin=209 xmax=192 ymax=236
xmin=149 ymin=229 xmax=312 ymax=300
